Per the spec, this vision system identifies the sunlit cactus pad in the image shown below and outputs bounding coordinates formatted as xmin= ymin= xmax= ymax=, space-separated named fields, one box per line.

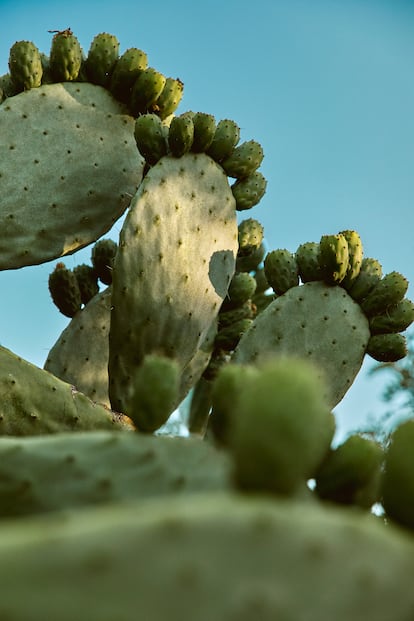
xmin=0 ymin=82 xmax=144 ymax=269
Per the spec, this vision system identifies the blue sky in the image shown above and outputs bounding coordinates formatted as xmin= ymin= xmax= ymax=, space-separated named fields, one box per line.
xmin=0 ymin=0 xmax=413 ymax=438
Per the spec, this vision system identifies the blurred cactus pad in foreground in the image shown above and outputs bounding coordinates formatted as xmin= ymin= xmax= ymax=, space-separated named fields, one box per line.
xmin=1 ymin=28 xmax=414 ymax=620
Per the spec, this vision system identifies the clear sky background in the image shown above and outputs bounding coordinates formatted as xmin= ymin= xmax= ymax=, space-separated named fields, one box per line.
xmin=0 ymin=0 xmax=413 ymax=439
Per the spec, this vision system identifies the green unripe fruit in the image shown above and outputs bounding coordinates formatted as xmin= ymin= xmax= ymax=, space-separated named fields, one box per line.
xmin=134 ymin=113 xmax=168 ymax=165
xmin=264 ymin=249 xmax=299 ymax=295
xmin=318 ymin=233 xmax=349 ymax=285
xmin=130 ymin=67 xmax=166 ymax=116
xmin=86 ymin=33 xmax=119 ymax=87
xmin=366 ymin=333 xmax=407 ymax=362
xmin=0 ymin=73 xmax=18 ymax=101
xmin=191 ymin=112 xmax=216 ymax=152
xmin=215 ymin=318 xmax=253 ymax=351
xmin=128 ymin=354 xmax=180 ymax=433
xmin=109 ymin=47 xmax=148 ymax=103
xmin=153 ymin=77 xmax=184 ymax=120
xmin=218 ymin=300 xmax=255 ymax=328
xmin=230 ymin=358 xmax=334 ymax=495
xmin=221 ymin=140 xmax=264 ymax=179
xmin=48 ymin=262 xmax=82 ymax=318
xmin=73 ymin=264 xmax=99 ymax=305
xmin=253 ymin=267 xmax=269 ymax=294
xmin=361 ymin=271 xmax=409 ymax=318
xmin=236 ymin=242 xmax=266 ymax=273
xmin=347 ymin=257 xmax=383 ymax=302
xmin=210 ymin=363 xmax=257 ymax=447
xmin=295 ymin=241 xmax=323 ymax=283
xmin=168 ymin=113 xmax=194 ymax=157
xmin=91 ymin=238 xmax=118 ymax=285
xmin=8 ymin=41 xmax=43 ymax=92
xmin=223 ymin=272 xmax=257 ymax=309
xmin=369 ymin=298 xmax=414 ymax=335
xmin=237 ymin=218 xmax=264 ymax=256
xmin=206 ymin=119 xmax=240 ymax=162
xmin=49 ymin=30 xmax=83 ymax=82
xmin=231 ymin=170 xmax=267 ymax=211
xmin=382 ymin=419 xmax=414 ymax=529
xmin=315 ymin=434 xmax=383 ymax=509
xmin=340 ymin=229 xmax=363 ymax=289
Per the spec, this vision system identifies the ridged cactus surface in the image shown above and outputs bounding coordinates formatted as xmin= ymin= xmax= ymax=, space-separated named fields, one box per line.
xmin=0 ymin=82 xmax=144 ymax=269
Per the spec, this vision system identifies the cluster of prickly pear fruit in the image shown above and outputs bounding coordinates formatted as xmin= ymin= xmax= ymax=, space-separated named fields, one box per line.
xmin=1 ymin=27 xmax=414 ymax=620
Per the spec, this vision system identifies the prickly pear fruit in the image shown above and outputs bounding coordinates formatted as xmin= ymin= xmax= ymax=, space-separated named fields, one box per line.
xmin=382 ymin=419 xmax=414 ymax=530
xmin=153 ymin=76 xmax=184 ymax=120
xmin=264 ymin=248 xmax=299 ymax=295
xmin=0 ymin=73 xmax=18 ymax=101
xmin=0 ymin=83 xmax=143 ymax=269
xmin=49 ymin=30 xmax=83 ymax=82
xmin=229 ymin=357 xmax=334 ymax=495
xmin=361 ymin=272 xmax=409 ymax=318
xmin=168 ymin=113 xmax=194 ymax=157
xmin=318 ymin=233 xmax=349 ymax=285
xmin=221 ymin=140 xmax=264 ymax=179
xmin=134 ymin=113 xmax=168 ymax=165
xmin=348 ymin=257 xmax=383 ymax=302
xmin=339 ymin=229 xmax=363 ymax=289
xmin=0 ymin=345 xmax=130 ymax=436
xmin=91 ymin=238 xmax=118 ymax=285
xmin=0 ymin=493 xmax=414 ymax=620
xmin=85 ymin=32 xmax=119 ymax=87
xmin=233 ymin=281 xmax=370 ymax=408
xmin=231 ymin=170 xmax=267 ymax=211
xmin=130 ymin=67 xmax=166 ymax=116
xmin=315 ymin=434 xmax=383 ymax=509
xmin=109 ymin=47 xmax=148 ymax=103
xmin=73 ymin=264 xmax=99 ymax=305
xmin=237 ymin=218 xmax=264 ymax=256
xmin=8 ymin=40 xmax=43 ymax=91
xmin=295 ymin=241 xmax=323 ymax=283
xmin=214 ymin=318 xmax=253 ymax=351
xmin=222 ymin=272 xmax=257 ymax=309
xmin=0 ymin=430 xmax=230 ymax=518
xmin=108 ymin=153 xmax=238 ymax=417
xmin=206 ymin=118 xmax=240 ymax=161
xmin=48 ymin=262 xmax=82 ymax=318
xmin=210 ymin=363 xmax=257 ymax=447
xmin=45 ymin=288 xmax=112 ymax=407
xmin=127 ymin=355 xmax=180 ymax=432
xmin=191 ymin=112 xmax=216 ymax=152
xmin=369 ymin=298 xmax=414 ymax=335
xmin=366 ymin=333 xmax=407 ymax=362
xmin=218 ymin=300 xmax=255 ymax=328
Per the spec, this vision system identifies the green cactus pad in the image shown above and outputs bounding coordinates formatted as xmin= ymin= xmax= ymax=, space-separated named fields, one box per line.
xmin=0 ymin=344 xmax=130 ymax=436
xmin=45 ymin=288 xmax=112 ymax=407
xmin=8 ymin=40 xmax=43 ymax=91
xmin=0 ymin=431 xmax=231 ymax=518
xmin=0 ymin=493 xmax=413 ymax=620
xmin=108 ymin=153 xmax=238 ymax=417
xmin=0 ymin=83 xmax=143 ymax=269
xmin=233 ymin=281 xmax=370 ymax=408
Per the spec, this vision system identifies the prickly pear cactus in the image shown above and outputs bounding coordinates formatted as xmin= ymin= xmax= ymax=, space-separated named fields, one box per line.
xmin=0 ymin=82 xmax=144 ymax=269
